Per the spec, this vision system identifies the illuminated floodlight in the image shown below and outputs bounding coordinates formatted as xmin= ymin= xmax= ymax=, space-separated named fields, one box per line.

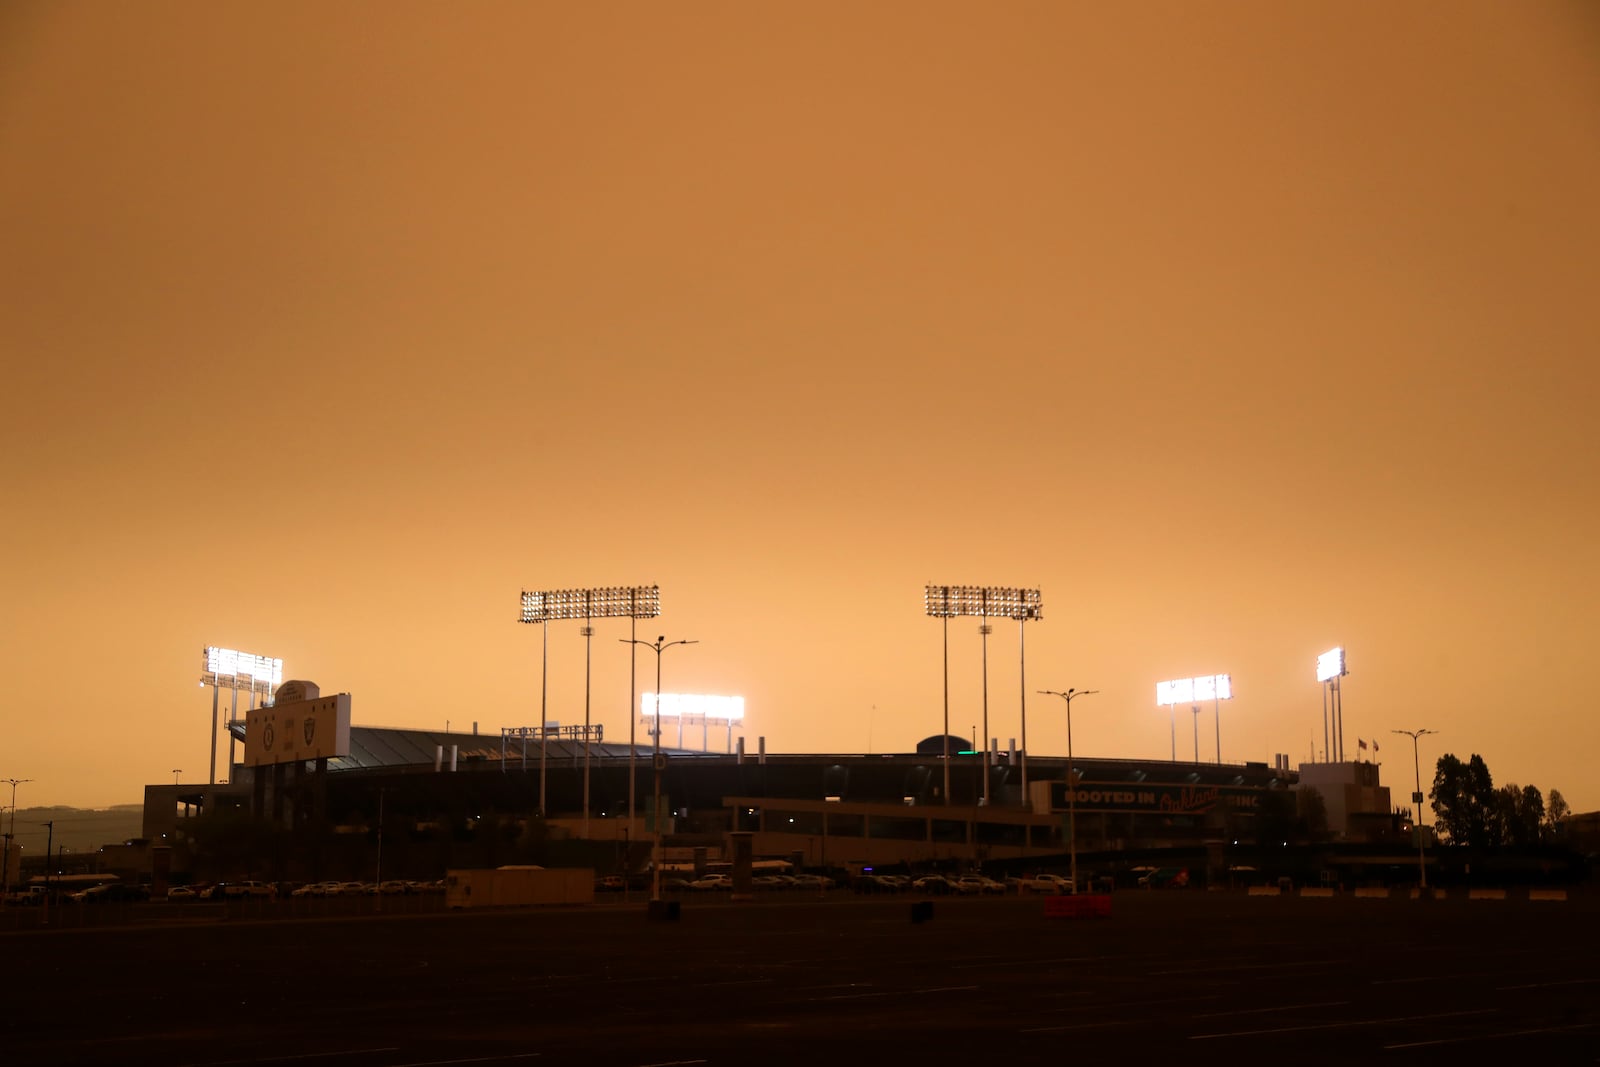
xmin=924 ymin=584 xmax=1042 ymax=620
xmin=201 ymin=647 xmax=283 ymax=695
xmin=1193 ymin=673 xmax=1233 ymax=701
xmin=520 ymin=585 xmax=660 ymax=623
xmin=1156 ymin=678 xmax=1194 ymax=705
xmin=642 ymin=693 xmax=744 ymax=721
xmin=1317 ymin=647 xmax=1346 ymax=683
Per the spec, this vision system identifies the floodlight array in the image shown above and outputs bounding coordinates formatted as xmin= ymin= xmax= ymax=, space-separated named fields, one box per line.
xmin=1317 ymin=647 xmax=1346 ymax=682
xmin=641 ymin=692 xmax=745 ymax=722
xmin=923 ymin=584 xmax=1043 ymax=620
xmin=1156 ymin=678 xmax=1193 ymax=705
xmin=520 ymin=585 xmax=660 ymax=623
xmin=201 ymin=646 xmax=283 ymax=693
xmin=1156 ymin=673 xmax=1233 ymax=705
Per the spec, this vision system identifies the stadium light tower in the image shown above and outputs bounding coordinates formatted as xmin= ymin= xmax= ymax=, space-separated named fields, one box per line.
xmin=200 ymin=647 xmax=282 ymax=786
xmin=1393 ymin=728 xmax=1437 ymax=889
xmin=1193 ymin=673 xmax=1233 ymax=764
xmin=1039 ymin=689 xmax=1096 ymax=893
xmin=1156 ymin=677 xmax=1193 ymax=761
xmin=622 ymin=634 xmax=697 ymax=904
xmin=1317 ymin=647 xmax=1348 ymax=762
xmin=925 ymin=585 xmax=1042 ymax=807
xmin=521 ymin=586 xmax=660 ymax=834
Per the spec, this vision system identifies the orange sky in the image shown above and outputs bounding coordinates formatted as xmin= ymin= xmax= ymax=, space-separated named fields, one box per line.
xmin=3 ymin=2 xmax=1597 ymax=813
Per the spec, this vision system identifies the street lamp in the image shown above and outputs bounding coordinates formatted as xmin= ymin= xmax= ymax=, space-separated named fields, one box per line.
xmin=1393 ymin=728 xmax=1437 ymax=889
xmin=621 ymin=634 xmax=696 ymax=903
xmin=1039 ymin=688 xmax=1097 ymax=893
xmin=1 ymin=777 xmax=32 ymax=899
xmin=172 ymin=769 xmax=182 ymax=785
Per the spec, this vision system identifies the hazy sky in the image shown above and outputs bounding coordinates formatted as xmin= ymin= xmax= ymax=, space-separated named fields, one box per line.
xmin=4 ymin=2 xmax=1597 ymax=813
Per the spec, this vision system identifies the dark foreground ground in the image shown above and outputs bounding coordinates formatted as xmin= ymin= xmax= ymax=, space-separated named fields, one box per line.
xmin=2 ymin=891 xmax=1596 ymax=1065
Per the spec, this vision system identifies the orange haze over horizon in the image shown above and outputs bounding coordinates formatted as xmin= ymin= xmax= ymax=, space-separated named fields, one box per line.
xmin=3 ymin=3 xmax=1597 ymax=818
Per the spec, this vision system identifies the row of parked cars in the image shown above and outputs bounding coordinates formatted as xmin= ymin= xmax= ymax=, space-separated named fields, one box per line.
xmin=658 ymin=872 xmax=841 ymax=893
xmin=857 ymin=873 xmax=1013 ymax=895
xmin=165 ymin=879 xmax=447 ymax=901
xmin=287 ymin=879 xmax=445 ymax=897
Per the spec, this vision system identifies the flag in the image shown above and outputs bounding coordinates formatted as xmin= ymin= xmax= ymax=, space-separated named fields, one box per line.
xmin=1373 ymin=741 xmax=1379 ymax=753
xmin=1358 ymin=739 xmax=1368 ymax=750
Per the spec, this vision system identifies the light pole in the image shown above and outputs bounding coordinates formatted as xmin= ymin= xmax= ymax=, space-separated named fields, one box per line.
xmin=1018 ymin=606 xmax=1039 ymax=808
xmin=979 ymin=618 xmax=992 ymax=806
xmin=2 ymin=777 xmax=32 ymax=899
xmin=622 ymin=634 xmax=696 ymax=903
xmin=1040 ymin=688 xmax=1097 ymax=893
xmin=1393 ymin=728 xmax=1436 ymax=890
xmin=173 ymin=769 xmax=182 ymax=785
xmin=521 ymin=586 xmax=662 ymax=826
xmin=925 ymin=585 xmax=1043 ymax=809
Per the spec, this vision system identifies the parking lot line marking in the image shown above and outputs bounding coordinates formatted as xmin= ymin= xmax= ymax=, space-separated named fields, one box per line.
xmin=1372 ymin=969 xmax=1506 ymax=985
xmin=1192 ymin=1000 xmax=1350 ymax=1019
xmin=1188 ymin=1008 xmax=1494 ymax=1039
xmin=1494 ymin=978 xmax=1599 ymax=991
xmin=1153 ymin=959 xmax=1335 ymax=976
xmin=386 ymin=1056 xmax=542 ymax=1067
xmin=1019 ymin=1020 xmax=1129 ymax=1034
xmin=178 ymin=1049 xmax=402 ymax=1066
xmin=1384 ymin=1022 xmax=1597 ymax=1049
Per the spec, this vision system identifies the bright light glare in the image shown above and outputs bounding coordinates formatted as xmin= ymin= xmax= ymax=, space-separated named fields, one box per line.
xmin=201 ymin=647 xmax=283 ymax=691
xmin=1156 ymin=678 xmax=1194 ymax=705
xmin=1192 ymin=673 xmax=1233 ymax=701
xmin=641 ymin=692 xmax=744 ymax=721
xmin=1317 ymin=647 xmax=1346 ymax=682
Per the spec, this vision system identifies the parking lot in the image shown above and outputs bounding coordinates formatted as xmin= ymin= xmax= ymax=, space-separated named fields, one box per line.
xmin=1 ymin=889 xmax=1595 ymax=1065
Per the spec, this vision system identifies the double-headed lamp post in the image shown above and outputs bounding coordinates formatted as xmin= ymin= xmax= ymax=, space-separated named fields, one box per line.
xmin=1039 ymin=689 xmax=1097 ymax=893
xmin=622 ymin=635 xmax=697 ymax=903
xmin=1393 ymin=728 xmax=1436 ymax=889
xmin=2 ymin=778 xmax=32 ymax=898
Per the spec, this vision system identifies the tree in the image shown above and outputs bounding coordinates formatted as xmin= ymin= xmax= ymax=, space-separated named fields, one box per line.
xmin=1430 ymin=754 xmax=1470 ymax=845
xmin=1431 ymin=753 xmax=1499 ymax=847
xmin=1496 ymin=784 xmax=1544 ymax=847
xmin=1545 ymin=789 xmax=1570 ymax=841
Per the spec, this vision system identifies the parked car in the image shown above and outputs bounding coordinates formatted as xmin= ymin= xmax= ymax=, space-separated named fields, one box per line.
xmin=688 ymin=874 xmax=732 ymax=891
xmin=208 ymin=880 xmax=275 ymax=899
xmin=1016 ymin=873 xmax=1075 ymax=894
xmin=853 ymin=875 xmax=898 ymax=894
xmin=911 ymin=875 xmax=954 ymax=895
xmin=1138 ymin=867 xmax=1189 ymax=889
xmin=72 ymin=883 xmax=150 ymax=904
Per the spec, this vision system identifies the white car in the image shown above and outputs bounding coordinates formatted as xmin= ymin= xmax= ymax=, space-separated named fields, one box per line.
xmin=1018 ymin=873 xmax=1075 ymax=894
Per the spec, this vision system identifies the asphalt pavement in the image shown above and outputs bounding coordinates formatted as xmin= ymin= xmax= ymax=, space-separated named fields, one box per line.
xmin=2 ymin=890 xmax=1595 ymax=1065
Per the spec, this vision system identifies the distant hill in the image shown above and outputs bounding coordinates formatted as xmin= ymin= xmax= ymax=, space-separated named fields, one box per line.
xmin=3 ymin=805 xmax=145 ymax=855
